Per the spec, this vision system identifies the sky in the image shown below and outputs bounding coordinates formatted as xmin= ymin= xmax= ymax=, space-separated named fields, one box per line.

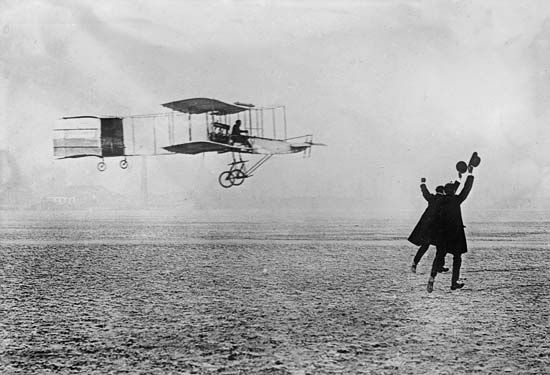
xmin=2 ymin=0 xmax=550 ymax=214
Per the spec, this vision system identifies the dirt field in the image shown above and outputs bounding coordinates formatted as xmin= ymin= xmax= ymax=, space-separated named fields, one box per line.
xmin=0 ymin=211 xmax=548 ymax=374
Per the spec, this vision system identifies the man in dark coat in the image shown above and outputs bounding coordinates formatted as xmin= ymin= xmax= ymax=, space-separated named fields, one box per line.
xmin=408 ymin=178 xmax=448 ymax=273
xmin=427 ymin=169 xmax=475 ymax=292
xmin=230 ymin=120 xmax=250 ymax=146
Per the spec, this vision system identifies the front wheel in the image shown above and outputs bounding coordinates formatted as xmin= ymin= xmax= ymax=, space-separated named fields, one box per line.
xmin=97 ymin=161 xmax=106 ymax=172
xmin=230 ymin=169 xmax=246 ymax=186
xmin=218 ymin=171 xmax=233 ymax=188
xmin=120 ymin=159 xmax=128 ymax=169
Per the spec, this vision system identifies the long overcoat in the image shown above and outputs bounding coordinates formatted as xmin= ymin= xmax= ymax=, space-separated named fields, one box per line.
xmin=407 ymin=184 xmax=442 ymax=246
xmin=432 ymin=175 xmax=474 ymax=254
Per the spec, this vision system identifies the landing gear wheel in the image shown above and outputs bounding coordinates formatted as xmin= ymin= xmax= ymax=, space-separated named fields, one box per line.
xmin=230 ymin=170 xmax=246 ymax=186
xmin=120 ymin=159 xmax=128 ymax=169
xmin=218 ymin=171 xmax=234 ymax=188
xmin=97 ymin=161 xmax=106 ymax=172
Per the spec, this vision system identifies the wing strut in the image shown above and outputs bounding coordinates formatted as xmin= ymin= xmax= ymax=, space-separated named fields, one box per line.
xmin=247 ymin=154 xmax=273 ymax=175
xmin=218 ymin=153 xmax=273 ymax=188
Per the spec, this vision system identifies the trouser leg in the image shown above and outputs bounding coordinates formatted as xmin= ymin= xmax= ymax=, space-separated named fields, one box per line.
xmin=451 ymin=253 xmax=462 ymax=285
xmin=430 ymin=246 xmax=446 ymax=278
xmin=413 ymin=243 xmax=430 ymax=265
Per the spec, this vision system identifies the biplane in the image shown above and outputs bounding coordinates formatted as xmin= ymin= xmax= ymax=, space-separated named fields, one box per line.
xmin=53 ymin=98 xmax=325 ymax=188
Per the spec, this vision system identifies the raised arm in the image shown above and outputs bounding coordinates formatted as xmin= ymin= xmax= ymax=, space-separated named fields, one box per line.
xmin=457 ymin=174 xmax=474 ymax=204
xmin=420 ymin=178 xmax=432 ymax=202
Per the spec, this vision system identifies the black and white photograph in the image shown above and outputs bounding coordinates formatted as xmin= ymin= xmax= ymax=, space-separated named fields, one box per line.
xmin=1 ymin=0 xmax=549 ymax=373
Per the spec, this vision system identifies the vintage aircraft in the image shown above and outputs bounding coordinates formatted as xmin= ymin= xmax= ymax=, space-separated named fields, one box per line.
xmin=53 ymin=98 xmax=325 ymax=188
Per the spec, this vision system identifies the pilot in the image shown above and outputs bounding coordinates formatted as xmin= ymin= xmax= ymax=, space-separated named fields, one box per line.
xmin=231 ymin=120 xmax=250 ymax=147
xmin=231 ymin=119 xmax=243 ymax=136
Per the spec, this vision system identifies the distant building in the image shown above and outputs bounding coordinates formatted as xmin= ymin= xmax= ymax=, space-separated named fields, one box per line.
xmin=44 ymin=196 xmax=77 ymax=205
xmin=35 ymin=185 xmax=132 ymax=210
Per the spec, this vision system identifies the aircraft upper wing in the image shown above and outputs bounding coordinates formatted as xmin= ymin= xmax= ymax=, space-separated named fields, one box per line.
xmin=163 ymin=141 xmax=244 ymax=155
xmin=162 ymin=98 xmax=249 ymax=115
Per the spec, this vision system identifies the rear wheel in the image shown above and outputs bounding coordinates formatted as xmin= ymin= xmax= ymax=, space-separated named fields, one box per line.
xmin=218 ymin=171 xmax=233 ymax=188
xmin=120 ymin=159 xmax=128 ymax=169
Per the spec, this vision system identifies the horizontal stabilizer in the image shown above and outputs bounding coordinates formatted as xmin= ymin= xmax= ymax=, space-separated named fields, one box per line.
xmin=307 ymin=142 xmax=327 ymax=146
xmin=290 ymin=141 xmax=327 ymax=149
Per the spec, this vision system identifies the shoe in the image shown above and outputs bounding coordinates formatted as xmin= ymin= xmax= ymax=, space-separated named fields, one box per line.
xmin=437 ymin=267 xmax=449 ymax=273
xmin=411 ymin=264 xmax=417 ymax=273
xmin=451 ymin=282 xmax=464 ymax=290
xmin=427 ymin=276 xmax=434 ymax=293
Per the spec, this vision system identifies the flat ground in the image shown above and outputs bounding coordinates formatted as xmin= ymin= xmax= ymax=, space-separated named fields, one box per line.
xmin=0 ymin=211 xmax=548 ymax=374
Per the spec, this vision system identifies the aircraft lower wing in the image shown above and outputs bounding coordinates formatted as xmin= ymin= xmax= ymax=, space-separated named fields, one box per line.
xmin=163 ymin=141 xmax=243 ymax=155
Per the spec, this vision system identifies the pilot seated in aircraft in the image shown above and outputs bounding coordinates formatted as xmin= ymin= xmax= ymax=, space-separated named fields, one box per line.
xmin=230 ymin=119 xmax=250 ymax=147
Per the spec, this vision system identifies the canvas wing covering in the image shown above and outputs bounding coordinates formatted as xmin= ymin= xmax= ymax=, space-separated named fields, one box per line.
xmin=162 ymin=98 xmax=249 ymax=115
xmin=54 ymin=117 xmax=125 ymax=159
xmin=53 ymin=117 xmax=102 ymax=158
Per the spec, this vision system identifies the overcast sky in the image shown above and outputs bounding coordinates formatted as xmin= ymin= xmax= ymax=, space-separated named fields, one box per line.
xmin=2 ymin=0 xmax=550 ymax=213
